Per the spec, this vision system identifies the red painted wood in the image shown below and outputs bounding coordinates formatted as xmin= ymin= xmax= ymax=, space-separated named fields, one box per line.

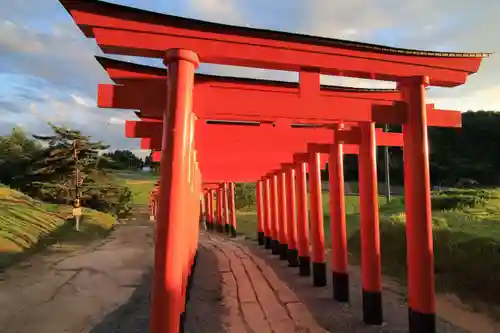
xmin=60 ymin=0 xmax=484 ymax=86
xmin=99 ymin=81 xmax=461 ymax=127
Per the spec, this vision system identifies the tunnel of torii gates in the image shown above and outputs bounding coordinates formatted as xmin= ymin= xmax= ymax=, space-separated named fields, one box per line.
xmin=59 ymin=0 xmax=488 ymax=332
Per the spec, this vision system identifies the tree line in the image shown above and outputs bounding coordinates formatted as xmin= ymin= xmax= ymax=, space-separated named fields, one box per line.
xmin=331 ymin=111 xmax=500 ymax=187
xmin=0 ymin=124 xmax=146 ymax=217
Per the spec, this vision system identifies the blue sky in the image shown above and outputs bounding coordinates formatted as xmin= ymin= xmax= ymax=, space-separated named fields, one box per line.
xmin=1 ymin=0 xmax=499 ymax=157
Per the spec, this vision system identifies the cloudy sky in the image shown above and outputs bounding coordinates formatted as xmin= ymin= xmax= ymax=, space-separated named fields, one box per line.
xmin=1 ymin=0 xmax=499 ymax=157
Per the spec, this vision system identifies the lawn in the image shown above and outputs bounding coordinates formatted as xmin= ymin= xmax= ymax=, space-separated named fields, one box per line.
xmin=235 ymin=185 xmax=500 ymax=317
xmin=109 ymin=169 xmax=157 ymax=205
xmin=0 ymin=186 xmax=117 ymax=270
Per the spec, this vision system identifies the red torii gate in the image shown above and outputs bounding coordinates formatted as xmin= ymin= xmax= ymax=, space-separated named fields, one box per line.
xmin=100 ymin=55 xmax=466 ymax=326
xmin=59 ymin=1 xmax=487 ymax=332
xmin=141 ymin=120 xmax=406 ymax=309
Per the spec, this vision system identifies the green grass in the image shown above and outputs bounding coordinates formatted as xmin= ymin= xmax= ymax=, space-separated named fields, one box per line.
xmin=108 ymin=169 xmax=157 ymax=205
xmin=0 ymin=186 xmax=117 ymax=270
xmin=235 ymin=186 xmax=500 ymax=318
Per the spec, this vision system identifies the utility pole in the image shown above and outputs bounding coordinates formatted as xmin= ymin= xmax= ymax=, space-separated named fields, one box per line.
xmin=383 ymin=124 xmax=391 ymax=203
xmin=72 ymin=139 xmax=82 ymax=231
xmin=73 ymin=139 xmax=80 ymax=200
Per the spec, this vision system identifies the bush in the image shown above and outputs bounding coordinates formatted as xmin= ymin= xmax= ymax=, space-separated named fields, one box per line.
xmin=234 ymin=183 xmax=256 ymax=210
xmin=347 ymin=189 xmax=500 ymax=315
xmin=348 ymin=220 xmax=500 ymax=306
xmin=431 ymin=188 xmax=490 ymax=210
xmin=81 ymin=172 xmax=133 ymax=218
xmin=28 ymin=171 xmax=132 ymax=218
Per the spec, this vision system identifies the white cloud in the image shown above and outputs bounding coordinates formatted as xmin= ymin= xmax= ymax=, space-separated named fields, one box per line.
xmin=70 ymin=93 xmax=95 ymax=108
xmin=108 ymin=117 xmax=126 ymax=125
xmin=430 ymin=85 xmax=500 ymax=112
xmin=188 ymin=0 xmax=242 ymax=24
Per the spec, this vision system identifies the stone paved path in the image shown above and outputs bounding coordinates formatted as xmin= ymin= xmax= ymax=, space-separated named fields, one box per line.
xmin=188 ymin=233 xmax=329 ymax=332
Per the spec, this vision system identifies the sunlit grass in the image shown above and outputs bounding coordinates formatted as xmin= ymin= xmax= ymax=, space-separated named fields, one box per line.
xmin=234 ymin=185 xmax=500 ymax=318
xmin=108 ymin=170 xmax=157 ymax=205
xmin=0 ymin=185 xmax=117 ymax=269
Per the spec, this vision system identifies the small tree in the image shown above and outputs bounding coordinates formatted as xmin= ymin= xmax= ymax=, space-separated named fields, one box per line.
xmin=29 ymin=123 xmax=110 ymax=203
xmin=22 ymin=124 xmax=130 ymax=216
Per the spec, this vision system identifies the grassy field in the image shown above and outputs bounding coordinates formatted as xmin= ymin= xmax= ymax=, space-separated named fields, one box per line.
xmin=0 ymin=186 xmax=117 ymax=270
xmin=236 ymin=186 xmax=500 ymax=317
xmin=109 ymin=169 xmax=157 ymax=205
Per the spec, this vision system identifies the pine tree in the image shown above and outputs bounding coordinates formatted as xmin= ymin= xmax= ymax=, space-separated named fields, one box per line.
xmin=30 ymin=123 xmax=110 ymax=204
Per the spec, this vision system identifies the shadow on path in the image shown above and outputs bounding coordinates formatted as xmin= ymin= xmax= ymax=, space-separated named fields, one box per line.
xmin=185 ymin=243 xmax=227 ymax=333
xmin=90 ymin=243 xmax=226 ymax=333
xmin=90 ymin=269 xmax=152 ymax=333
xmin=244 ymin=239 xmax=467 ymax=333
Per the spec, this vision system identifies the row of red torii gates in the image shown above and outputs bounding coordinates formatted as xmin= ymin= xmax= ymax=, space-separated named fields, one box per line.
xmin=59 ymin=1 xmax=488 ymax=332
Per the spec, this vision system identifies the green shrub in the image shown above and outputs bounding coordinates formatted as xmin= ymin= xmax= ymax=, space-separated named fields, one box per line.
xmin=431 ymin=188 xmax=490 ymax=210
xmin=234 ymin=183 xmax=256 ymax=210
xmin=28 ymin=171 xmax=132 ymax=218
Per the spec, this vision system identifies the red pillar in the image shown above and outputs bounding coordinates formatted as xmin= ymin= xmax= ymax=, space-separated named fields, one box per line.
xmin=308 ymin=149 xmax=327 ymax=287
xmin=203 ymin=192 xmax=209 ymax=229
xmin=358 ymin=122 xmax=383 ymax=325
xmin=277 ymin=170 xmax=288 ymax=260
xmin=228 ymin=182 xmax=237 ymax=237
xmin=151 ymin=49 xmax=199 ymax=333
xmin=223 ymin=182 xmax=230 ymax=234
xmin=270 ymin=173 xmax=281 ymax=255
xmin=263 ymin=177 xmax=273 ymax=249
xmin=207 ymin=189 xmax=214 ymax=230
xmin=199 ymin=196 xmax=201 ymax=223
xmin=256 ymin=180 xmax=265 ymax=245
xmin=285 ymin=166 xmax=299 ymax=267
xmin=400 ymin=76 xmax=435 ymax=333
xmin=328 ymin=139 xmax=350 ymax=302
xmin=295 ymin=160 xmax=311 ymax=276
xmin=216 ymin=185 xmax=223 ymax=232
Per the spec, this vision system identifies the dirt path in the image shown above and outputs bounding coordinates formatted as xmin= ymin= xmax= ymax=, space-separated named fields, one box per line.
xmin=0 ymin=208 xmax=154 ymax=333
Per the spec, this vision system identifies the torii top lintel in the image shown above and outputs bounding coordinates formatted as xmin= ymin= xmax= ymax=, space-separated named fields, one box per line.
xmin=59 ymin=0 xmax=488 ymax=87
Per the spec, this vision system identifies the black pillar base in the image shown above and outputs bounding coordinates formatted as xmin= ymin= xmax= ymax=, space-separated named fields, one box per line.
xmin=287 ymin=249 xmax=299 ymax=267
xmin=408 ymin=308 xmax=435 ymax=333
xmin=216 ymin=223 xmax=224 ymax=233
xmin=362 ymin=289 xmax=383 ymax=325
xmin=298 ymin=256 xmax=311 ymax=276
xmin=258 ymin=232 xmax=265 ymax=245
xmin=264 ymin=236 xmax=272 ymax=249
xmin=179 ymin=311 xmax=186 ymax=333
xmin=224 ymin=224 xmax=230 ymax=234
xmin=271 ymin=240 xmax=281 ymax=255
xmin=230 ymin=225 xmax=237 ymax=238
xmin=279 ymin=243 xmax=288 ymax=260
xmin=312 ymin=262 xmax=327 ymax=287
xmin=332 ymin=271 xmax=350 ymax=302
xmin=181 ymin=249 xmax=199 ymax=333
